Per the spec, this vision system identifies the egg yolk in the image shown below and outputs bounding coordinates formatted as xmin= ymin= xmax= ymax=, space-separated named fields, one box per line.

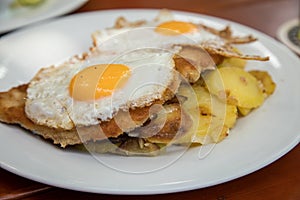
xmin=155 ymin=21 xmax=198 ymax=35
xmin=69 ymin=64 xmax=130 ymax=101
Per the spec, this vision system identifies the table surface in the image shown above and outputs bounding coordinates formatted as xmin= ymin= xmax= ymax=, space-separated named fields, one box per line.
xmin=0 ymin=0 xmax=299 ymax=199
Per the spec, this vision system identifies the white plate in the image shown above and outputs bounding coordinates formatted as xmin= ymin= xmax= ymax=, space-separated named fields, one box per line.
xmin=0 ymin=9 xmax=299 ymax=195
xmin=0 ymin=0 xmax=88 ymax=34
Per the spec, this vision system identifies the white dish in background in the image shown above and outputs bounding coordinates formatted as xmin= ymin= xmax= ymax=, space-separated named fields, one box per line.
xmin=0 ymin=9 xmax=299 ymax=194
xmin=0 ymin=0 xmax=88 ymax=34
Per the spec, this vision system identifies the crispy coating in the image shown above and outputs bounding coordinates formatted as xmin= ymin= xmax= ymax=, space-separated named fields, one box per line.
xmin=201 ymin=40 xmax=269 ymax=61
xmin=199 ymin=24 xmax=257 ymax=44
xmin=0 ymin=84 xmax=190 ymax=148
xmin=174 ymin=45 xmax=222 ymax=83
xmin=0 ymin=84 xmax=82 ymax=147
xmin=0 ymin=84 xmax=151 ymax=147
xmin=128 ymin=103 xmax=193 ymax=144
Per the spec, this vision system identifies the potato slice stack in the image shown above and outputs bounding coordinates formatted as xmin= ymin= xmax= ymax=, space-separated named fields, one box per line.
xmin=178 ymin=56 xmax=276 ymax=144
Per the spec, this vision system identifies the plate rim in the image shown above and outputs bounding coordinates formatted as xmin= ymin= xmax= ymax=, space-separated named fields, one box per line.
xmin=0 ymin=8 xmax=300 ymax=195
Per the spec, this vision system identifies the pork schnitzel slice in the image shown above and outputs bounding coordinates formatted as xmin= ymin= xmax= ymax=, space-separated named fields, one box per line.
xmin=0 ymin=84 xmax=151 ymax=147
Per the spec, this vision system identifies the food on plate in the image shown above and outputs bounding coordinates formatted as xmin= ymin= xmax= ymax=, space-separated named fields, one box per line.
xmin=0 ymin=10 xmax=276 ymax=155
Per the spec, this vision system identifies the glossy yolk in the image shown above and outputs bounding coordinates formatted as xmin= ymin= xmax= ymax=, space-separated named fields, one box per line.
xmin=155 ymin=21 xmax=198 ymax=35
xmin=69 ymin=64 xmax=130 ymax=101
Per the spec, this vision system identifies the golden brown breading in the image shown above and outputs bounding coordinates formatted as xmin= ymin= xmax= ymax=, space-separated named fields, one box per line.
xmin=0 ymin=84 xmax=82 ymax=147
xmin=0 ymin=84 xmax=151 ymax=147
xmin=113 ymin=16 xmax=147 ymax=29
xmin=201 ymin=40 xmax=269 ymax=61
xmin=130 ymin=103 xmax=193 ymax=144
xmin=174 ymin=45 xmax=222 ymax=83
xmin=199 ymin=24 xmax=257 ymax=44
xmin=0 ymin=84 xmax=191 ymax=148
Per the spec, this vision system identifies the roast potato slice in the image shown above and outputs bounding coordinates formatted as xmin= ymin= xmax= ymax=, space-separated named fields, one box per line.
xmin=176 ymin=83 xmax=237 ymax=144
xmin=249 ymin=70 xmax=276 ymax=96
xmin=204 ymin=67 xmax=265 ymax=108
xmin=218 ymin=56 xmax=247 ymax=69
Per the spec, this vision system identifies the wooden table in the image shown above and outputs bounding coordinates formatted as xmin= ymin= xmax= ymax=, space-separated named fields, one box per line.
xmin=0 ymin=0 xmax=299 ymax=199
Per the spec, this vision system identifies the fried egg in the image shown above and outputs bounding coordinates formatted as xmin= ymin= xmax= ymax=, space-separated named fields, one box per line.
xmin=91 ymin=10 xmax=221 ymax=54
xmin=25 ymin=48 xmax=180 ymax=130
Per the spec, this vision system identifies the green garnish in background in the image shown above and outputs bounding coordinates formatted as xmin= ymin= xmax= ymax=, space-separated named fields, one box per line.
xmin=11 ymin=0 xmax=45 ymax=8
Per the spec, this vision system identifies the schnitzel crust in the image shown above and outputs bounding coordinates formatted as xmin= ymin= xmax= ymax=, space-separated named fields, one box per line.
xmin=0 ymin=84 xmax=151 ymax=147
